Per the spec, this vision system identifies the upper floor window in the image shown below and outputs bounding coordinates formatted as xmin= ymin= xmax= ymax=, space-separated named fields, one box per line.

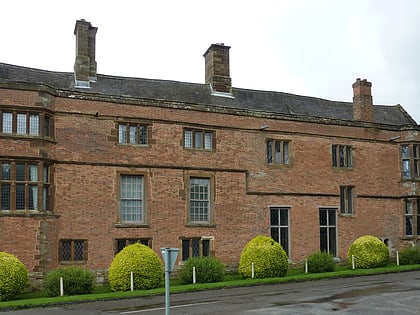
xmin=332 ymin=144 xmax=353 ymax=168
xmin=118 ymin=123 xmax=148 ymax=145
xmin=119 ymin=174 xmax=144 ymax=224
xmin=0 ymin=110 xmax=53 ymax=137
xmin=184 ymin=129 xmax=214 ymax=151
xmin=189 ymin=177 xmax=212 ymax=224
xmin=267 ymin=140 xmax=290 ymax=165
xmin=401 ymin=144 xmax=420 ymax=180
xmin=404 ymin=200 xmax=420 ymax=237
xmin=340 ymin=186 xmax=354 ymax=215
xmin=1 ymin=161 xmax=50 ymax=211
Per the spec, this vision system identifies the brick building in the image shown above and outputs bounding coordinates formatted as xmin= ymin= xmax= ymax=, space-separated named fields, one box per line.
xmin=1 ymin=20 xmax=420 ymax=281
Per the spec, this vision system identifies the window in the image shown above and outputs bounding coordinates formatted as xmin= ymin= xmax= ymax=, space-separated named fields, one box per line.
xmin=0 ymin=111 xmax=53 ymax=137
xmin=340 ymin=186 xmax=354 ymax=215
xmin=181 ymin=238 xmax=211 ymax=261
xmin=184 ymin=129 xmax=214 ymax=150
xmin=401 ymin=144 xmax=420 ymax=180
xmin=404 ymin=200 xmax=420 ymax=237
xmin=319 ymin=208 xmax=337 ymax=256
xmin=270 ymin=207 xmax=290 ymax=257
xmin=118 ymin=123 xmax=148 ymax=145
xmin=332 ymin=145 xmax=352 ymax=168
xmin=189 ymin=177 xmax=210 ymax=223
xmin=59 ymin=240 xmax=87 ymax=262
xmin=0 ymin=161 xmax=50 ymax=211
xmin=115 ymin=238 xmax=152 ymax=254
xmin=119 ymin=175 xmax=144 ymax=223
xmin=267 ymin=140 xmax=289 ymax=164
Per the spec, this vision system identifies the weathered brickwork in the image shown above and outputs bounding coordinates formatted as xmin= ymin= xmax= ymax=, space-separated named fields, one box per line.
xmin=1 ymin=20 xmax=420 ymax=284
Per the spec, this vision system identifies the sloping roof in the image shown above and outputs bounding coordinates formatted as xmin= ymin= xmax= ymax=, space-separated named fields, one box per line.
xmin=0 ymin=63 xmax=416 ymax=126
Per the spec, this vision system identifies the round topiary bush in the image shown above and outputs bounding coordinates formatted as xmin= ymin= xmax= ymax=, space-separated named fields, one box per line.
xmin=108 ymin=243 xmax=163 ymax=291
xmin=347 ymin=235 xmax=389 ymax=269
xmin=178 ymin=256 xmax=224 ymax=284
xmin=0 ymin=252 xmax=29 ymax=301
xmin=399 ymin=246 xmax=420 ymax=265
xmin=238 ymin=236 xmax=288 ymax=279
xmin=43 ymin=267 xmax=95 ymax=297
xmin=306 ymin=251 xmax=336 ymax=273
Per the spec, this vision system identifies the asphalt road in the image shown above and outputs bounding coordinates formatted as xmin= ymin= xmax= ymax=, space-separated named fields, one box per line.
xmin=3 ymin=271 xmax=420 ymax=314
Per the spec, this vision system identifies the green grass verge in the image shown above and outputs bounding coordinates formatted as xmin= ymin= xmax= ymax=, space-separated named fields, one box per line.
xmin=1 ymin=263 xmax=420 ymax=310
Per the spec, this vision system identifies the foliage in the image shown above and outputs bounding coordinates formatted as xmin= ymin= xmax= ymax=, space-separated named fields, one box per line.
xmin=347 ymin=235 xmax=389 ymax=269
xmin=108 ymin=243 xmax=163 ymax=291
xmin=43 ymin=267 xmax=95 ymax=297
xmin=238 ymin=236 xmax=288 ymax=279
xmin=0 ymin=252 xmax=29 ymax=301
xmin=306 ymin=251 xmax=336 ymax=273
xmin=398 ymin=246 xmax=420 ymax=265
xmin=178 ymin=256 xmax=225 ymax=284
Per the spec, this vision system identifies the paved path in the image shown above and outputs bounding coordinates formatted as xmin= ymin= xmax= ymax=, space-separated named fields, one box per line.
xmin=3 ymin=271 xmax=420 ymax=314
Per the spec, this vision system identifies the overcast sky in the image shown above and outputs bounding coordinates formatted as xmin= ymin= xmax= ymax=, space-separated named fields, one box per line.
xmin=2 ymin=0 xmax=420 ymax=123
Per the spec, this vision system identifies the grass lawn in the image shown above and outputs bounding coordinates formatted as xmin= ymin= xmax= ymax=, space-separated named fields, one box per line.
xmin=1 ymin=263 xmax=420 ymax=311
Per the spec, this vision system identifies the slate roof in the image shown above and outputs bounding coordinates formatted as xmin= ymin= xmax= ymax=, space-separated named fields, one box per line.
xmin=0 ymin=62 xmax=416 ymax=126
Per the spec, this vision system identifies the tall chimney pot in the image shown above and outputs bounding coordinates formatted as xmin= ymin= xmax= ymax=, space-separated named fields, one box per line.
xmin=203 ymin=44 xmax=232 ymax=94
xmin=74 ymin=19 xmax=97 ymax=87
xmin=352 ymin=78 xmax=373 ymax=122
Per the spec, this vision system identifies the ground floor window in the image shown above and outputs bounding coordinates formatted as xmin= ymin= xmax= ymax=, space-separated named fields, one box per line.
xmin=319 ymin=208 xmax=337 ymax=256
xmin=270 ymin=206 xmax=290 ymax=257
xmin=181 ymin=238 xmax=211 ymax=261
xmin=59 ymin=240 xmax=87 ymax=262
xmin=115 ymin=238 xmax=152 ymax=254
xmin=404 ymin=199 xmax=420 ymax=237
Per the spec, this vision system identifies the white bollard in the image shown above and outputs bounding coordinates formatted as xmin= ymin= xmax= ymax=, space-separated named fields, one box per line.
xmin=396 ymin=251 xmax=399 ymax=266
xmin=352 ymin=255 xmax=355 ymax=270
xmin=193 ymin=266 xmax=196 ymax=284
xmin=251 ymin=262 xmax=255 ymax=279
xmin=305 ymin=259 xmax=308 ymax=274
xmin=60 ymin=277 xmax=64 ymax=296
xmin=130 ymin=272 xmax=134 ymax=292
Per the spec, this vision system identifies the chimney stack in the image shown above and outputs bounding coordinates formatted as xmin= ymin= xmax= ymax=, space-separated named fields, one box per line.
xmin=203 ymin=44 xmax=232 ymax=94
xmin=74 ymin=19 xmax=97 ymax=87
xmin=352 ymin=78 xmax=373 ymax=122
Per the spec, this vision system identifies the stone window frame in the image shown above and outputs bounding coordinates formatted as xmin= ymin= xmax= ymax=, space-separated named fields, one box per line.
xmin=340 ymin=186 xmax=355 ymax=216
xmin=332 ymin=144 xmax=353 ymax=169
xmin=59 ymin=239 xmax=88 ymax=263
xmin=183 ymin=128 xmax=215 ymax=151
xmin=319 ymin=207 xmax=338 ymax=257
xmin=404 ymin=199 xmax=420 ymax=238
xmin=117 ymin=122 xmax=150 ymax=146
xmin=0 ymin=160 xmax=52 ymax=212
xmin=0 ymin=108 xmax=54 ymax=139
xmin=180 ymin=236 xmax=214 ymax=261
xmin=401 ymin=144 xmax=420 ymax=180
xmin=266 ymin=139 xmax=291 ymax=166
xmin=114 ymin=238 xmax=152 ymax=255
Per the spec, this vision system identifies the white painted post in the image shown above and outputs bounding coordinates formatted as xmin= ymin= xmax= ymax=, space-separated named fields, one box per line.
xmin=251 ymin=262 xmax=255 ymax=279
xmin=130 ymin=272 xmax=134 ymax=292
xmin=60 ymin=277 xmax=64 ymax=296
xmin=396 ymin=251 xmax=399 ymax=266
xmin=305 ymin=259 xmax=308 ymax=273
xmin=193 ymin=266 xmax=196 ymax=284
xmin=352 ymin=255 xmax=355 ymax=270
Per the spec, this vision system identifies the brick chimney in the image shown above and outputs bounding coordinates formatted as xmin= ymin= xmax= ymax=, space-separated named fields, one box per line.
xmin=203 ymin=43 xmax=232 ymax=93
xmin=74 ymin=19 xmax=97 ymax=87
xmin=352 ymin=78 xmax=373 ymax=122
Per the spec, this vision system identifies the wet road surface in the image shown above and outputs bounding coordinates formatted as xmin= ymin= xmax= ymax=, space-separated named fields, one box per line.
xmin=3 ymin=270 xmax=420 ymax=314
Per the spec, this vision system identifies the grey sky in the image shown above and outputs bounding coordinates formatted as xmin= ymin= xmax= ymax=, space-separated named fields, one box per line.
xmin=2 ymin=0 xmax=420 ymax=122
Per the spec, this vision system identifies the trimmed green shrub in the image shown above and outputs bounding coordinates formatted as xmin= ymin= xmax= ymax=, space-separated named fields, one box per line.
xmin=239 ymin=236 xmax=288 ymax=279
xmin=399 ymin=246 xmax=420 ymax=265
xmin=306 ymin=251 xmax=336 ymax=273
xmin=178 ymin=256 xmax=224 ymax=284
xmin=347 ymin=235 xmax=389 ymax=269
xmin=0 ymin=252 xmax=29 ymax=301
xmin=43 ymin=267 xmax=95 ymax=297
xmin=108 ymin=243 xmax=163 ymax=291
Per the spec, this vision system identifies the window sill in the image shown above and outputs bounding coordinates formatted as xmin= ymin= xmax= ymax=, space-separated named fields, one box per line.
xmin=185 ymin=223 xmax=217 ymax=228
xmin=338 ymin=213 xmax=355 ymax=218
xmin=116 ymin=143 xmax=149 ymax=147
xmin=0 ymin=210 xmax=59 ymax=218
xmin=59 ymin=261 xmax=87 ymax=265
xmin=114 ymin=223 xmax=150 ymax=228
